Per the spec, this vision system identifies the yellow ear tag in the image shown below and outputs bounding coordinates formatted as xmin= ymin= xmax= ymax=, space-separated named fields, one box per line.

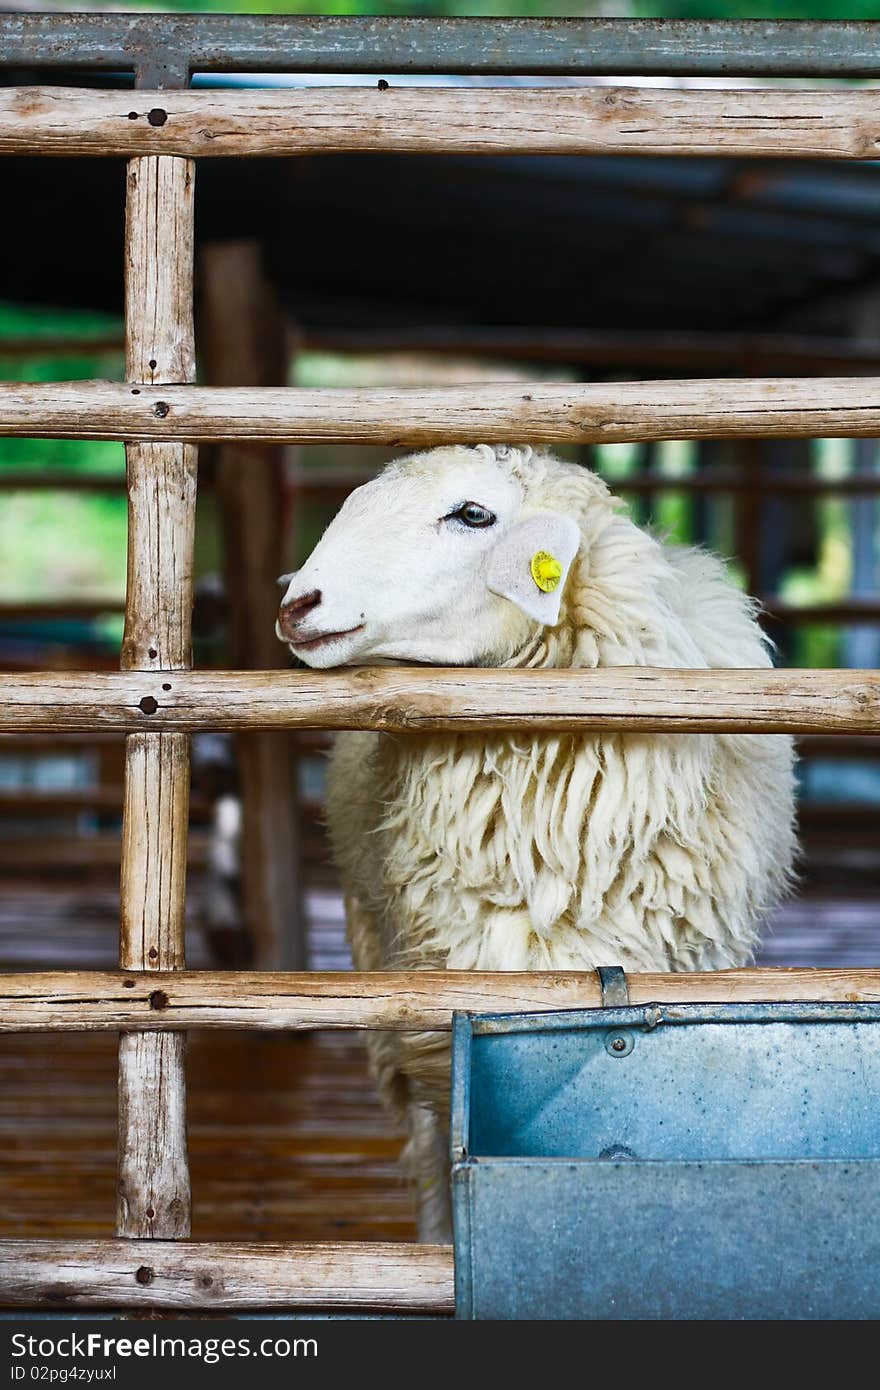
xmin=530 ymin=550 xmax=563 ymax=593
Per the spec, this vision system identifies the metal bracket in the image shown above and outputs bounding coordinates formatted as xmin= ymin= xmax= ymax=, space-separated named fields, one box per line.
xmin=596 ymin=965 xmax=629 ymax=1007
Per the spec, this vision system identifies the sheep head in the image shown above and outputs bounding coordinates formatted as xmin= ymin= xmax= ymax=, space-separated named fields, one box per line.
xmin=276 ymin=444 xmax=581 ymax=668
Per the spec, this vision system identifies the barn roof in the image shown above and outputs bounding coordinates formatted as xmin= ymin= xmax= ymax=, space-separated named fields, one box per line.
xmin=3 ymin=15 xmax=880 ymax=352
xmin=6 ymin=136 xmax=880 ymax=346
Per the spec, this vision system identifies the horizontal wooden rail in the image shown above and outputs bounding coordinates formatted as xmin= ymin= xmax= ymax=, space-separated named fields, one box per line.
xmin=763 ymin=600 xmax=880 ymax=626
xmin=0 ymin=833 xmax=210 ymax=872
xmin=5 ymin=327 xmax=840 ymax=386
xmin=0 ymin=599 xmax=125 ymax=621
xmin=7 ymin=378 xmax=880 ymax=445
xmin=1 ymin=668 xmax=878 ymax=735
xmin=3 ymin=968 xmax=880 ymax=1034
xmin=618 ymin=474 xmax=880 ymax=498
xmin=4 ymin=326 xmax=875 ymax=380
xmin=799 ymin=801 xmax=880 ymax=826
xmin=2 ymin=329 xmax=877 ymax=384
xmin=5 ymin=86 xmax=880 ymax=160
xmin=290 ymin=469 xmax=880 ymax=501
xmin=0 ymin=732 xmax=123 ymax=747
xmin=0 ymin=786 xmax=125 ymax=815
xmin=0 ymin=472 xmax=127 ymax=493
xmin=0 ymin=786 xmax=210 ymax=817
xmin=304 ymin=325 xmax=880 ymax=376
xmin=0 ymin=1239 xmax=453 ymax=1311
xmin=800 ymin=734 xmax=880 ymax=758
xmin=0 ymin=335 xmax=122 ymax=359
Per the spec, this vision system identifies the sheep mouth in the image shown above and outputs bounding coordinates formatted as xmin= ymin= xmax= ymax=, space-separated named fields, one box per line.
xmin=291 ymin=624 xmax=366 ymax=652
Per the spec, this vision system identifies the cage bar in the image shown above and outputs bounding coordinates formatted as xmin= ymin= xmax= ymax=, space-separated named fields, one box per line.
xmin=116 ymin=154 xmax=196 ymax=1242
xmin=4 ymin=87 xmax=880 ymax=160
xmin=0 ymin=1239 xmax=454 ymax=1312
xmin=4 ymin=14 xmax=880 ymax=80
xmin=7 ymin=378 xmax=880 ymax=446
xmin=0 ymin=668 xmax=877 ymax=736
xmin=2 ymin=968 xmax=880 ymax=1033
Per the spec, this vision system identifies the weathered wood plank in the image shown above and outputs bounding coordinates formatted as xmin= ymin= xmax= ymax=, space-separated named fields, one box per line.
xmin=0 ymin=785 xmax=128 ymax=815
xmin=0 ymin=598 xmax=125 ymax=620
xmin=0 ymin=668 xmax=877 ymax=736
xmin=118 ymin=154 xmax=196 ymax=1242
xmin=0 ymin=833 xmax=209 ymax=872
xmin=123 ymin=156 xmax=195 ymax=388
xmin=7 ymin=326 xmax=880 ymax=380
xmin=290 ymin=468 xmax=880 ymax=501
xmin=763 ymin=599 xmax=880 ymax=625
xmin=12 ymin=326 xmax=880 ymax=379
xmin=117 ymin=1034 xmax=189 ymax=1240
xmin=122 ymin=445 xmax=197 ymax=671
xmin=2 ymin=968 xmax=880 ymax=1034
xmin=0 ymin=334 xmax=123 ymax=360
xmin=0 ymin=786 xmax=209 ymax=818
xmin=120 ymin=735 xmax=190 ymax=974
xmin=0 ymin=1238 xmax=453 ymax=1310
xmin=6 ymin=378 xmax=880 ymax=445
xmin=4 ymin=86 xmax=880 ymax=159
xmin=0 ymin=477 xmax=127 ymax=498
xmin=302 ymin=326 xmax=880 ymax=376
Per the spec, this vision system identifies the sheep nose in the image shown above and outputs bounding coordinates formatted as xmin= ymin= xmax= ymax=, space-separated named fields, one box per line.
xmin=278 ymin=589 xmax=322 ymax=640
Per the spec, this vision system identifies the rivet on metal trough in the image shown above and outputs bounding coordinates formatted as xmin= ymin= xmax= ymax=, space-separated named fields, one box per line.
xmin=596 ymin=965 xmax=629 ymax=1007
xmin=605 ymin=1030 xmax=634 ymax=1057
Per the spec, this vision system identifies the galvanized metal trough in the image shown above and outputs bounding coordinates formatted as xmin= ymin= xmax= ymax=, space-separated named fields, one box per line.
xmin=451 ymin=1001 xmax=880 ymax=1319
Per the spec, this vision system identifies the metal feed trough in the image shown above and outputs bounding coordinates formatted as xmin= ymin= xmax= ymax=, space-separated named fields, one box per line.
xmin=451 ymin=1000 xmax=880 ymax=1319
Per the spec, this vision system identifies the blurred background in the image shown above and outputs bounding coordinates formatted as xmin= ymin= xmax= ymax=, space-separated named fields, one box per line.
xmin=1 ymin=0 xmax=878 ymax=1245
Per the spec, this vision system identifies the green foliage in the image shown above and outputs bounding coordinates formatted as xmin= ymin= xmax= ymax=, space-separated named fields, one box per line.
xmin=634 ymin=0 xmax=880 ymax=18
xmin=0 ymin=302 xmax=126 ymax=600
xmin=0 ymin=303 xmax=120 ymax=339
xmin=0 ymin=492 xmax=127 ymax=601
xmin=0 ymin=304 xmax=125 ymax=478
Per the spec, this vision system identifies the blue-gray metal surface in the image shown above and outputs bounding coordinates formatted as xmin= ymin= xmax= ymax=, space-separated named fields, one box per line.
xmin=4 ymin=15 xmax=880 ymax=84
xmin=595 ymin=964 xmax=629 ymax=1007
xmin=452 ymin=1004 xmax=880 ymax=1320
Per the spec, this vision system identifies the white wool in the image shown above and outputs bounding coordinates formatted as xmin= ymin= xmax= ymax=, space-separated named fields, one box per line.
xmin=283 ymin=445 xmax=798 ymax=1239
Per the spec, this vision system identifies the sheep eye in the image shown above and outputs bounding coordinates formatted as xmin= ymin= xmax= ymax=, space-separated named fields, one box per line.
xmin=446 ymin=501 xmax=497 ymax=529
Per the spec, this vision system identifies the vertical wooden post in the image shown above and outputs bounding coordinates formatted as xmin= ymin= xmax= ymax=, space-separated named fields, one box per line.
xmin=736 ymin=440 xmax=764 ymax=600
xmin=117 ymin=156 xmax=196 ymax=1240
xmin=631 ymin=440 xmax=657 ymax=528
xmin=198 ymin=241 xmax=305 ymax=971
xmin=849 ymin=442 xmax=880 ymax=668
xmin=848 ymin=297 xmax=880 ymax=670
xmin=691 ymin=441 xmax=713 ymax=547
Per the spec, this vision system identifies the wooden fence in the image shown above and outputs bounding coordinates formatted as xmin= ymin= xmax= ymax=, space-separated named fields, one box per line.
xmin=1 ymin=28 xmax=880 ymax=1315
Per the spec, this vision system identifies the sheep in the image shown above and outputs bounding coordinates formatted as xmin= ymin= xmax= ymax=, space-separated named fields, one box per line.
xmin=276 ymin=443 xmax=797 ymax=1242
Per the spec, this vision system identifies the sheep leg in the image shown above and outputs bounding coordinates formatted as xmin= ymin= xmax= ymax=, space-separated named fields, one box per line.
xmin=343 ymin=889 xmax=454 ymax=1240
xmin=405 ymin=1102 xmax=453 ymax=1244
xmin=397 ymin=1031 xmax=454 ymax=1243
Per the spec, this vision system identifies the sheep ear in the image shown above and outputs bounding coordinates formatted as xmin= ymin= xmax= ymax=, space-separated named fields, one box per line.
xmin=486 ymin=512 xmax=580 ymax=625
xmin=277 ymin=572 xmax=295 ymax=588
